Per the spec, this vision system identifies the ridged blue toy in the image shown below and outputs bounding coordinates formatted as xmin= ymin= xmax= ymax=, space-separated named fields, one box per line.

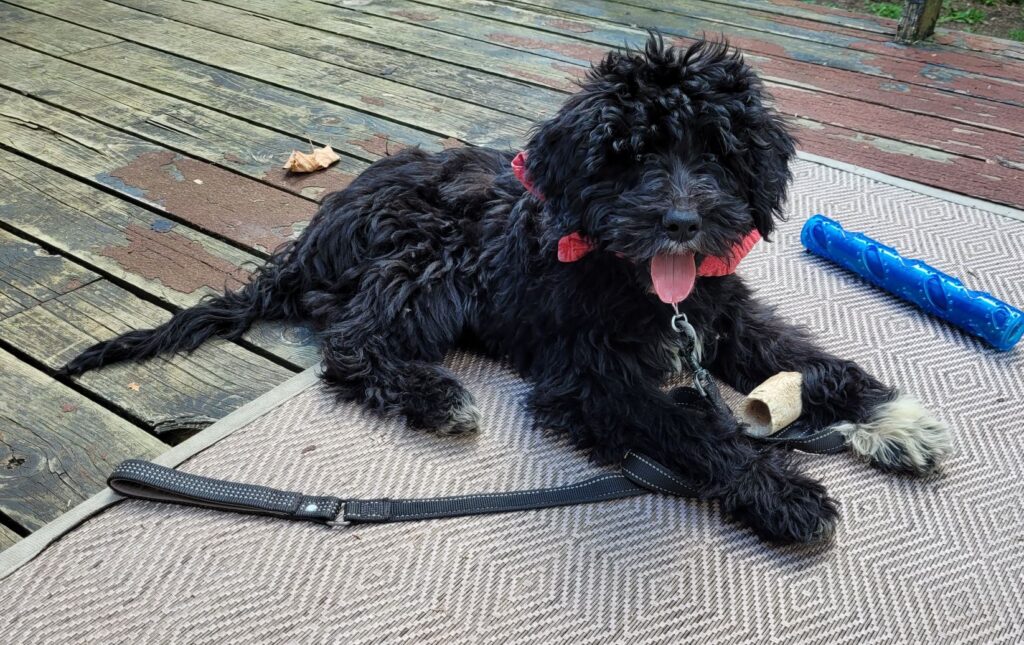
xmin=800 ymin=214 xmax=1023 ymax=351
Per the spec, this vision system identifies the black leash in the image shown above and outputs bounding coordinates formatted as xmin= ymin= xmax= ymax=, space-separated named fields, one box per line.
xmin=106 ymin=410 xmax=846 ymax=526
xmin=108 ymin=451 xmax=699 ymax=526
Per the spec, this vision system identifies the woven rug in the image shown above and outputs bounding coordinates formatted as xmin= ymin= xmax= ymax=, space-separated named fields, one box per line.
xmin=1 ymin=158 xmax=1022 ymax=644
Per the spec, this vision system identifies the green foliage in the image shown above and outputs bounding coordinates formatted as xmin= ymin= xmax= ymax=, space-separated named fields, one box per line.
xmin=1010 ymin=29 xmax=1024 ymax=41
xmin=868 ymin=1 xmax=903 ymax=17
xmin=938 ymin=5 xmax=988 ymax=24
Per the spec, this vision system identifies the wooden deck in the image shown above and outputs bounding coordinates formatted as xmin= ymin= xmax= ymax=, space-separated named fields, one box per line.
xmin=0 ymin=0 xmax=1022 ymax=546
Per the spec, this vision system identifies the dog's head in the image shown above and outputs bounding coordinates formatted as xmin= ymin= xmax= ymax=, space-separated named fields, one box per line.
xmin=524 ymin=34 xmax=795 ymax=304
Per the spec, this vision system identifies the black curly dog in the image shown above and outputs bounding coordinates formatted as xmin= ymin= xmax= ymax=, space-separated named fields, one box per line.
xmin=64 ymin=36 xmax=950 ymax=544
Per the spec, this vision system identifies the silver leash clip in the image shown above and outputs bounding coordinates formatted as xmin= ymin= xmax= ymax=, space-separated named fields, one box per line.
xmin=670 ymin=306 xmax=709 ymax=399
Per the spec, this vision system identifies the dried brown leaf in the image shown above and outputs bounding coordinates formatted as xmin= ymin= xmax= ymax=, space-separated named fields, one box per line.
xmin=282 ymin=145 xmax=341 ymax=173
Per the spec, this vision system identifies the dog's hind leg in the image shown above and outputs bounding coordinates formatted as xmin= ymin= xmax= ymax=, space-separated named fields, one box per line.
xmin=318 ymin=281 xmax=480 ymax=435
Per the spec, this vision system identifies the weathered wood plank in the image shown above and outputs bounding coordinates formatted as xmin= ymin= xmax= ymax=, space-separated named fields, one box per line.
xmin=0 ymin=149 xmax=319 ymax=368
xmin=0 ymin=35 xmax=363 ymax=205
xmin=747 ymin=51 xmax=1024 ymax=137
xmin=411 ymin=0 xmax=1024 ymax=107
xmin=0 ymin=279 xmax=295 ymax=436
xmin=351 ymin=2 xmax=1024 ymax=206
xmin=0 ymin=229 xmax=99 ymax=320
xmin=14 ymin=6 xmax=1015 ymax=177
xmin=68 ymin=42 xmax=464 ymax=159
xmin=629 ymin=0 xmax=898 ymax=48
xmin=767 ymin=85 xmax=1024 ymax=167
xmin=697 ymin=0 xmax=1024 ymax=60
xmin=930 ymin=31 xmax=1024 ymax=61
xmin=109 ymin=0 xmax=563 ymax=116
xmin=509 ymin=0 xmax=1024 ymax=103
xmin=42 ymin=1 xmax=1021 ymax=167
xmin=680 ymin=0 xmax=897 ymax=36
xmin=210 ymin=0 xmax=579 ymax=93
xmin=287 ymin=0 xmax=1024 ymax=202
xmin=0 ymin=347 xmax=166 ymax=531
xmin=0 ymin=523 xmax=20 ymax=551
xmin=392 ymin=0 xmax=1024 ymax=135
xmin=611 ymin=0 xmax=1024 ymax=82
xmin=0 ymin=86 xmax=317 ymax=254
xmin=0 ymin=4 xmax=122 ymax=56
xmin=228 ymin=0 xmax=1024 ymax=168
xmin=0 ymin=5 xmax=458 ymax=159
xmin=3 ymin=0 xmax=529 ymax=147
xmin=7 ymin=1 xmax=1021 ymax=206
xmin=0 ymin=150 xmax=260 ymax=309
xmin=666 ymin=0 xmax=1024 ymax=60
xmin=792 ymin=117 xmax=1022 ymax=206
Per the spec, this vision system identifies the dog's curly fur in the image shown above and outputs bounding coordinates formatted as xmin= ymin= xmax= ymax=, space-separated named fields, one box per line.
xmin=62 ymin=35 xmax=950 ymax=544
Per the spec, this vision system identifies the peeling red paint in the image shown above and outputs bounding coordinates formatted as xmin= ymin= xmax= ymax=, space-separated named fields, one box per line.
xmin=747 ymin=51 xmax=1024 ymax=136
xmin=681 ymin=29 xmax=1024 ymax=107
xmin=748 ymin=0 xmax=1023 ymax=61
xmin=769 ymin=85 xmax=1024 ymax=165
xmin=348 ymin=134 xmax=408 ymax=158
xmin=62 ymin=278 xmax=84 ymax=292
xmin=262 ymin=167 xmax=355 ymax=202
xmin=502 ymin=66 xmax=577 ymax=92
xmin=108 ymin=151 xmax=314 ymax=252
xmin=486 ymin=33 xmax=606 ymax=64
xmin=388 ymin=9 xmax=437 ymax=22
xmin=100 ymin=224 xmax=252 ymax=295
xmin=766 ymin=14 xmax=886 ymax=41
xmin=794 ymin=121 xmax=1023 ymax=209
xmin=439 ymin=137 xmax=465 ymax=149
xmin=851 ymin=41 xmax=1024 ymax=84
xmin=60 ymin=402 xmax=78 ymax=414
xmin=543 ymin=18 xmax=593 ymax=33
xmin=361 ymin=95 xmax=386 ymax=107
xmin=553 ymin=62 xmax=585 ymax=87
xmin=933 ymin=31 xmax=1024 ymax=58
xmin=704 ymin=34 xmax=793 ymax=63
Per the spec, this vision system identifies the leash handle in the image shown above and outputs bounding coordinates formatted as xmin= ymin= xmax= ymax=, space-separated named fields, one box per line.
xmin=108 ymin=460 xmax=343 ymax=524
xmin=108 ymin=453 xmax=701 ymax=526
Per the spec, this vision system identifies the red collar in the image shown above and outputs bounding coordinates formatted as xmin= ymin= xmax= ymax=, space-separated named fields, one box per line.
xmin=512 ymin=150 xmax=759 ymax=274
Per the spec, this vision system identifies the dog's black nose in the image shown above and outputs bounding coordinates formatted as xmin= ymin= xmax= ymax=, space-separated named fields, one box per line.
xmin=663 ymin=210 xmax=701 ymax=242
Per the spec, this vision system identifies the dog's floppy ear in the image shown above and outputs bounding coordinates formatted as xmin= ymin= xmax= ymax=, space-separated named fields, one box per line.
xmin=524 ymin=92 xmax=624 ymax=236
xmin=738 ymin=106 xmax=795 ymax=241
xmin=523 ymin=50 xmax=638 ymax=236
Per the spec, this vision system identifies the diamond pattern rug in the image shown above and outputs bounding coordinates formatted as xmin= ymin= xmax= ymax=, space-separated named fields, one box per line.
xmin=0 ymin=159 xmax=1021 ymax=644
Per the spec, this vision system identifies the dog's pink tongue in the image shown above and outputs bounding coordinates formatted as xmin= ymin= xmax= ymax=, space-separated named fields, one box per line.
xmin=650 ymin=252 xmax=697 ymax=305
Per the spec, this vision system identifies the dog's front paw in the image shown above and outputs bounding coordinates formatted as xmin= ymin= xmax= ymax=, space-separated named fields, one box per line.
xmin=833 ymin=394 xmax=952 ymax=476
xmin=726 ymin=455 xmax=839 ymax=545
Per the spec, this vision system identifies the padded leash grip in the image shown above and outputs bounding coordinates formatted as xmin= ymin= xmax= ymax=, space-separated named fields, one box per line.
xmin=108 ymin=460 xmax=343 ymax=524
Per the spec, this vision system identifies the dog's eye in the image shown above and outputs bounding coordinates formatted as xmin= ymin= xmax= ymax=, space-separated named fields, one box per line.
xmin=634 ymin=153 xmax=644 ymax=163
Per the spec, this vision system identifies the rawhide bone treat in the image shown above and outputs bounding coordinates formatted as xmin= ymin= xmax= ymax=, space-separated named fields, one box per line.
xmin=739 ymin=372 xmax=803 ymax=437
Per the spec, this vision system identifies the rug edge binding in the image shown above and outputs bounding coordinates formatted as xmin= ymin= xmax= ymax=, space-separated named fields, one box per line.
xmin=0 ymin=367 xmax=324 ymax=582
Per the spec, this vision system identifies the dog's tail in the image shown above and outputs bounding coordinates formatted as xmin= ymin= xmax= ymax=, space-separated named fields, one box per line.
xmin=60 ymin=248 xmax=302 ymax=377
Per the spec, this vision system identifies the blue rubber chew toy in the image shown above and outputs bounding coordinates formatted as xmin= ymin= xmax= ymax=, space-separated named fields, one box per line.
xmin=800 ymin=214 xmax=1023 ymax=351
